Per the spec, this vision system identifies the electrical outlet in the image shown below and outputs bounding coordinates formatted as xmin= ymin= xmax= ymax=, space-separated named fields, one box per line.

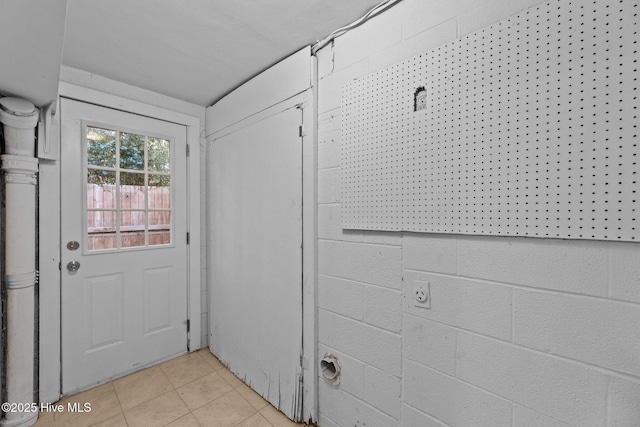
xmin=413 ymin=280 xmax=431 ymax=309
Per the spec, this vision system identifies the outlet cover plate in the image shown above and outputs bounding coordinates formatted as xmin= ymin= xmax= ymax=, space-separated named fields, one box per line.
xmin=413 ymin=280 xmax=431 ymax=309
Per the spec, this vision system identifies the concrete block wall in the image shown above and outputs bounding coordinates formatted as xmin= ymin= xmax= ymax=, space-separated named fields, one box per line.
xmin=315 ymin=0 xmax=640 ymax=426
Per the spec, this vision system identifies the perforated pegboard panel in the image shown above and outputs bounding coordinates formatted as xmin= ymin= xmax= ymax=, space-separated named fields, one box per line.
xmin=342 ymin=0 xmax=639 ymax=241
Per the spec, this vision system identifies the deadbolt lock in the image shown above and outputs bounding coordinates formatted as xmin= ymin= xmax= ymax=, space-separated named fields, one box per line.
xmin=67 ymin=241 xmax=80 ymax=251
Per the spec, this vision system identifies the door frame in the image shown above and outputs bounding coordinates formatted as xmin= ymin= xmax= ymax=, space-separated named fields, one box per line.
xmin=39 ymin=83 xmax=202 ymax=404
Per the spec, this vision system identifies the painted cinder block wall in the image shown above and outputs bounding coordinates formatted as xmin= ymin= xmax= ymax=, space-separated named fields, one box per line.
xmin=315 ymin=0 xmax=640 ymax=426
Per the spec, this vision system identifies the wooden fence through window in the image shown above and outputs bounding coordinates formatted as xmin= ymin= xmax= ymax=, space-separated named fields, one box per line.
xmin=87 ymin=184 xmax=170 ymax=250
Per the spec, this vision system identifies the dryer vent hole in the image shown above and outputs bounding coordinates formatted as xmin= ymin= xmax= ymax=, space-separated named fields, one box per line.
xmin=321 ymin=354 xmax=341 ymax=385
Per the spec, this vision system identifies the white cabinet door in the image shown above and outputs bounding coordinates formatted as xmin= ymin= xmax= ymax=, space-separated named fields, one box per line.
xmin=209 ymin=105 xmax=303 ymax=420
xmin=60 ymin=98 xmax=188 ymax=393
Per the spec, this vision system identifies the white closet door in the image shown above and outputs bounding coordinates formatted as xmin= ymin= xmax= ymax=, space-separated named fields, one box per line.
xmin=209 ymin=104 xmax=303 ymax=420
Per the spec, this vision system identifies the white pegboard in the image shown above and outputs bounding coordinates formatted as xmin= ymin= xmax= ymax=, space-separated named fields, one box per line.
xmin=342 ymin=0 xmax=639 ymax=241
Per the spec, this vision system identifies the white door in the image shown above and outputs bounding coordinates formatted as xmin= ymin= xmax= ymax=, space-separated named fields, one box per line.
xmin=209 ymin=105 xmax=303 ymax=419
xmin=60 ymin=98 xmax=188 ymax=394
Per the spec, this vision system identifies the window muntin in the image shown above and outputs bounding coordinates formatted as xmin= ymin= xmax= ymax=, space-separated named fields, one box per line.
xmin=86 ymin=125 xmax=172 ymax=251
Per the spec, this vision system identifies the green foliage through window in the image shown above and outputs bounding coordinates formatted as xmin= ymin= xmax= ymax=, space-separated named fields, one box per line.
xmin=120 ymin=132 xmax=145 ymax=171
xmin=87 ymin=127 xmax=170 ymax=186
xmin=87 ymin=127 xmax=116 ymax=168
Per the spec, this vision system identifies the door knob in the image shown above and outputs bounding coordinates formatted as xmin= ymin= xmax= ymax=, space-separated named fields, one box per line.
xmin=67 ymin=261 xmax=80 ymax=272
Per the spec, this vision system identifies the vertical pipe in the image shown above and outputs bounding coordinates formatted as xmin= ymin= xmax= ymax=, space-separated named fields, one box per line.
xmin=0 ymin=97 xmax=39 ymax=427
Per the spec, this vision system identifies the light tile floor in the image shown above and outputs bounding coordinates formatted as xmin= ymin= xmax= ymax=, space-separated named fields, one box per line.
xmin=34 ymin=349 xmax=309 ymax=427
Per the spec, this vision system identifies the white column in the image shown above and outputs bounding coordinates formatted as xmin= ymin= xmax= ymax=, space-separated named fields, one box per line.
xmin=0 ymin=97 xmax=39 ymax=427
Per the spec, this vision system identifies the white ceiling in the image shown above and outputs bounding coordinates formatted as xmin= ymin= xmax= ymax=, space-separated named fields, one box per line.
xmin=62 ymin=0 xmax=386 ymax=106
xmin=0 ymin=0 xmax=67 ymax=107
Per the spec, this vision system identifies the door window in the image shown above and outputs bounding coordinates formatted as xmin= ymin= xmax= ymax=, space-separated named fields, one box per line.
xmin=86 ymin=125 xmax=172 ymax=251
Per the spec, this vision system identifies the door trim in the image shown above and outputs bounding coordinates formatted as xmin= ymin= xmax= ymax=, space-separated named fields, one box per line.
xmin=302 ymin=57 xmax=318 ymax=424
xmin=39 ymin=83 xmax=202 ymax=404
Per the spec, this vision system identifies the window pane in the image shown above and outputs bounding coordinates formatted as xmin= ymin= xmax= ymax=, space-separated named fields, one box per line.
xmin=121 ymin=210 xmax=145 ymax=248
xmin=149 ymin=211 xmax=170 ymax=227
xmin=148 ymin=138 xmax=170 ymax=172
xmin=120 ymin=210 xmax=145 ymax=228
xmin=87 ymin=171 xmax=116 ymax=209
xmin=87 ymin=210 xmax=116 ymax=251
xmin=88 ymin=169 xmax=116 ymax=185
xmin=121 ymin=231 xmax=145 ymax=248
xmin=148 ymin=180 xmax=170 ymax=209
xmin=88 ymin=210 xmax=116 ymax=232
xmin=149 ymin=230 xmax=171 ymax=246
xmin=87 ymin=127 xmax=116 ymax=167
xmin=148 ymin=174 xmax=170 ymax=187
xmin=149 ymin=211 xmax=170 ymax=246
xmin=120 ymin=173 xmax=145 ymax=211
xmin=88 ymin=235 xmax=116 ymax=251
xmin=120 ymin=171 xmax=145 ymax=186
xmin=120 ymin=132 xmax=145 ymax=170
xmin=148 ymin=174 xmax=171 ymax=210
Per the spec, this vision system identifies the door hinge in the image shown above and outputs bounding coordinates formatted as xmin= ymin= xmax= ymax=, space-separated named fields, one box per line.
xmin=186 ymin=144 xmax=190 ymax=157
xmin=186 ymin=232 xmax=190 ymax=244
xmin=186 ymin=319 xmax=190 ymax=332
xmin=298 ymin=125 xmax=306 ymax=137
